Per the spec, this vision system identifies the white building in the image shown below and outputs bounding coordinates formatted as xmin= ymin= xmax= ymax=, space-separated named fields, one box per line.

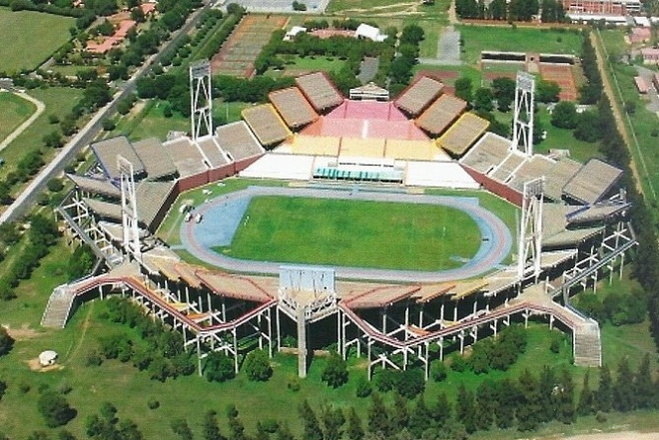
xmin=354 ymin=23 xmax=387 ymax=42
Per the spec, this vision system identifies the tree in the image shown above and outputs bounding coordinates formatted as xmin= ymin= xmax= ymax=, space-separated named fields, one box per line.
xmin=473 ymin=87 xmax=494 ymax=112
xmin=596 ymin=365 xmax=613 ymax=412
xmin=346 ymin=408 xmax=364 ymax=440
xmin=171 ymin=419 xmax=194 ymax=440
xmin=613 ymin=357 xmax=635 ymax=412
xmin=474 ymin=380 xmax=495 ymax=430
xmin=242 ymin=349 xmax=272 ymax=381
xmin=390 ymin=393 xmax=409 ymax=429
xmin=367 ymin=393 xmax=391 ymax=436
xmin=43 ymin=131 xmax=64 ymax=148
xmin=431 ymin=361 xmax=447 ymax=382
xmin=536 ymin=80 xmax=560 ymax=103
xmin=577 ymin=370 xmax=595 ymax=416
xmin=394 ymin=369 xmax=425 ymax=399
xmin=541 ymin=0 xmax=565 ymax=22
xmin=202 ymin=410 xmax=227 ymax=440
xmin=299 ymin=400 xmax=323 ymax=440
xmin=550 ymin=101 xmax=578 ymax=129
xmin=488 ymin=0 xmax=507 ymax=19
xmin=0 ymin=380 xmax=6 ymax=401
xmin=322 ymin=352 xmax=348 ymax=388
xmin=516 ymin=369 xmax=542 ymax=431
xmin=429 ymin=392 xmax=452 ymax=429
xmin=320 ymin=404 xmax=345 ymax=440
xmin=37 ymin=392 xmax=76 ymax=427
xmin=408 ymin=395 xmax=431 ymax=436
xmin=493 ymin=378 xmax=518 ymax=428
xmin=454 ymin=77 xmax=473 ymax=103
xmin=573 ymin=110 xmax=601 ymax=142
xmin=0 ymin=327 xmax=14 ymax=356
xmin=226 ymin=405 xmax=246 ymax=440
xmin=634 ymin=354 xmax=655 ymax=409
xmin=205 ymin=352 xmax=235 ymax=382
xmin=556 ymin=368 xmax=575 ymax=424
xmin=355 ymin=376 xmax=372 ymax=397
xmin=455 ymin=384 xmax=476 ymax=433
xmin=492 ymin=77 xmax=516 ymax=111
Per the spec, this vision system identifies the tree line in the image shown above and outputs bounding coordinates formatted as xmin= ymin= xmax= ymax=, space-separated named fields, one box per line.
xmin=456 ymin=0 xmax=566 ymax=22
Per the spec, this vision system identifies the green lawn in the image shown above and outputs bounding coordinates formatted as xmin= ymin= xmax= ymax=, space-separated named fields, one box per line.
xmin=110 ymin=99 xmax=250 ymax=142
xmin=0 ymin=87 xmax=82 ymax=183
xmin=597 ymin=29 xmax=659 ymax=209
xmin=0 ymin=7 xmax=74 ymax=73
xmin=266 ymin=55 xmax=347 ymax=78
xmin=458 ymin=25 xmax=583 ymax=65
xmin=215 ymin=196 xmax=481 ymax=270
xmin=535 ymin=107 xmax=602 ymax=163
xmin=0 ymin=92 xmax=36 ymax=143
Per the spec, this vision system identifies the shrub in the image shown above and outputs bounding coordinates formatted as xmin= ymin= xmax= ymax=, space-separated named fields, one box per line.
xmin=242 ymin=349 xmax=272 ymax=381
xmin=37 ymin=392 xmax=76 ymax=427
xmin=205 ymin=352 xmax=235 ymax=382
xmin=0 ymin=327 xmax=14 ymax=356
xmin=47 ymin=178 xmax=64 ymax=193
xmin=431 ymin=361 xmax=447 ymax=382
xmin=147 ymin=399 xmax=160 ymax=410
xmin=321 ymin=352 xmax=348 ymax=388
xmin=356 ymin=376 xmax=372 ymax=398
xmin=450 ymin=355 xmax=468 ymax=372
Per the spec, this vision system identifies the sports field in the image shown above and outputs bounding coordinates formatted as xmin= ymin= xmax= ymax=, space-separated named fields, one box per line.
xmin=0 ymin=8 xmax=74 ymax=73
xmin=0 ymin=92 xmax=36 ymax=143
xmin=458 ymin=25 xmax=583 ymax=65
xmin=215 ymin=196 xmax=481 ymax=270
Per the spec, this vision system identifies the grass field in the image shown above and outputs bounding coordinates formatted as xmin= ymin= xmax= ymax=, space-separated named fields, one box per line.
xmin=0 ymin=87 xmax=82 ymax=183
xmin=327 ymin=0 xmax=449 ymax=23
xmin=596 ymin=29 xmax=659 ymax=209
xmin=0 ymin=92 xmax=36 ymax=143
xmin=0 ymin=7 xmax=74 ymax=73
xmin=215 ymin=196 xmax=481 ymax=270
xmin=110 ymin=99 xmax=250 ymax=142
xmin=458 ymin=25 xmax=583 ymax=65
xmin=266 ymin=56 xmax=347 ymax=77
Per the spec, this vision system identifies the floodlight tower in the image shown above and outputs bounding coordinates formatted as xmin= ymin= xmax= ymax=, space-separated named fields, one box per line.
xmin=517 ymin=177 xmax=544 ymax=280
xmin=189 ymin=60 xmax=213 ymax=141
xmin=118 ymin=155 xmax=141 ymax=260
xmin=512 ymin=71 xmax=535 ymax=157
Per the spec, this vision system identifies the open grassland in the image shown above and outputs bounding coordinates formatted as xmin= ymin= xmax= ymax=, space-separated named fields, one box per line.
xmin=0 ymin=8 xmax=74 ymax=73
xmin=0 ymin=239 xmax=656 ymax=439
xmin=0 ymin=87 xmax=82 ymax=182
xmin=265 ymin=55 xmax=347 ymax=77
xmin=327 ymin=0 xmax=449 ymax=23
xmin=216 ymin=196 xmax=481 ymax=270
xmin=0 ymin=92 xmax=36 ymax=143
xmin=458 ymin=25 xmax=583 ymax=65
xmin=110 ymin=99 xmax=250 ymax=142
xmin=597 ymin=29 xmax=659 ymax=209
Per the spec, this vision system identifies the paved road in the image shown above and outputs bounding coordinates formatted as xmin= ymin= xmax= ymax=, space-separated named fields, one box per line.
xmin=180 ymin=186 xmax=512 ymax=283
xmin=0 ymin=92 xmax=45 ymax=153
xmin=0 ymin=6 xmax=208 ymax=225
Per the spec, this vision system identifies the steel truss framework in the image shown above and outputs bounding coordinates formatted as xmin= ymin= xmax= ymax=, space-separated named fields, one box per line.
xmin=189 ymin=60 xmax=213 ymax=142
xmin=512 ymin=71 xmax=535 ymax=156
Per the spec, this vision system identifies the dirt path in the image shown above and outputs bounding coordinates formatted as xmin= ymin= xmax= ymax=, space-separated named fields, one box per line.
xmin=62 ymin=303 xmax=94 ymax=364
xmin=590 ymin=32 xmax=645 ymax=197
xmin=0 ymin=91 xmax=45 ymax=153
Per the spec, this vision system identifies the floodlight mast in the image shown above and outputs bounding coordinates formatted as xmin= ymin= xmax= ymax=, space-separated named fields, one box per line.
xmin=512 ymin=71 xmax=535 ymax=157
xmin=518 ymin=177 xmax=544 ymax=280
xmin=189 ymin=60 xmax=213 ymax=142
xmin=118 ymin=155 xmax=141 ymax=260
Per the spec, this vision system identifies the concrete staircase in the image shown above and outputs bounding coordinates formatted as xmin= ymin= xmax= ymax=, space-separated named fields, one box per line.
xmin=573 ymin=321 xmax=602 ymax=367
xmin=41 ymin=284 xmax=78 ymax=328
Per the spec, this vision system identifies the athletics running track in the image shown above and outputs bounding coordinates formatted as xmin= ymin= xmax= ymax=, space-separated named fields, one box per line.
xmin=180 ymin=186 xmax=512 ymax=283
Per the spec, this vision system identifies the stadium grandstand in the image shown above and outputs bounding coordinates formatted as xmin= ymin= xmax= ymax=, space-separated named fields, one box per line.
xmin=52 ymin=70 xmax=636 ymax=381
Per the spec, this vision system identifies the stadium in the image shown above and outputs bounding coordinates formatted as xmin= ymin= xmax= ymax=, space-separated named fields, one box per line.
xmin=46 ymin=64 xmax=636 ymax=379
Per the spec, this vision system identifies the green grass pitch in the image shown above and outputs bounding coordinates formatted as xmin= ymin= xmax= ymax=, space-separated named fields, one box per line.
xmin=0 ymin=7 xmax=75 ymax=73
xmin=215 ymin=196 xmax=482 ymax=271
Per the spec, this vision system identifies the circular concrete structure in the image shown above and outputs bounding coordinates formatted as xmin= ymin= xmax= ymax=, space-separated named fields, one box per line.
xmin=180 ymin=186 xmax=512 ymax=283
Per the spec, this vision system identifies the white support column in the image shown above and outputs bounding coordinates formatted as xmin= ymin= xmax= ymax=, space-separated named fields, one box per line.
xmin=512 ymin=71 xmax=535 ymax=157
xmin=518 ymin=177 xmax=544 ymax=280
xmin=189 ymin=60 xmax=213 ymax=141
